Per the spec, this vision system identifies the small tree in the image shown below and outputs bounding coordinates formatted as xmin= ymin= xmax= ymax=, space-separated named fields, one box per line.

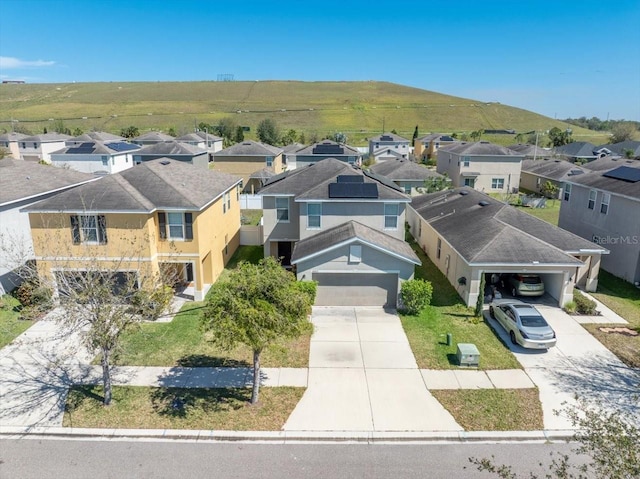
xmin=201 ymin=257 xmax=315 ymax=404
xmin=549 ymin=127 xmax=573 ymax=147
xmin=298 ymin=132 xmax=306 ymax=145
xmin=540 ymin=180 xmax=559 ymax=199
xmin=120 ymin=126 xmax=139 ymax=139
xmin=234 ymin=125 xmax=245 ymax=143
xmin=412 ymin=125 xmax=419 ymax=145
xmin=400 ymin=279 xmax=433 ymax=315
xmin=256 ymin=119 xmax=280 ymax=146
xmin=609 ymin=122 xmax=637 ymax=144
xmin=475 ymin=274 xmax=485 ymax=317
xmin=423 ymin=176 xmax=451 ymax=193
xmin=281 ymin=129 xmax=298 ymax=146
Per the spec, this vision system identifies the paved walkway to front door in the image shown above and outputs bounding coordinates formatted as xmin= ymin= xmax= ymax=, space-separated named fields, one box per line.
xmin=283 ymin=307 xmax=462 ymax=432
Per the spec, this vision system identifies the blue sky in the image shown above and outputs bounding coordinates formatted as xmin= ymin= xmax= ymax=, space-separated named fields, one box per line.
xmin=1 ymin=0 xmax=639 ymax=120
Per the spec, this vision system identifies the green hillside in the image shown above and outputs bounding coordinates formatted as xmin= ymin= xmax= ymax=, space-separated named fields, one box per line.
xmin=0 ymin=81 xmax=608 ymax=146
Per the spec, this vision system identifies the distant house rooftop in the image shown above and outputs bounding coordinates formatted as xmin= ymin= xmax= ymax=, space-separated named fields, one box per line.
xmin=216 ymin=140 xmax=283 ymax=156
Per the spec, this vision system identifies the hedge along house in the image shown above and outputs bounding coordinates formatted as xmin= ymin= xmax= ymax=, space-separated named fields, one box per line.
xmin=23 ymin=159 xmax=242 ymax=301
xmin=406 ymin=187 xmax=608 ymax=308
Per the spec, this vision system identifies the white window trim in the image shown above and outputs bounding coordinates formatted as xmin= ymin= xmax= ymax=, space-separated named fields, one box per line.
xmin=491 ymin=178 xmax=505 ymax=189
xmin=587 ymin=190 xmax=596 ymax=210
xmin=275 ymin=197 xmax=290 ymax=223
xmin=167 ymin=212 xmax=185 ymax=240
xmin=384 ymin=203 xmax=399 ymax=230
xmin=79 ymin=215 xmax=100 ymax=245
xmin=600 ymin=193 xmax=610 ymax=214
xmin=307 ymin=203 xmax=322 ymax=229
xmin=563 ymin=183 xmax=571 ymax=201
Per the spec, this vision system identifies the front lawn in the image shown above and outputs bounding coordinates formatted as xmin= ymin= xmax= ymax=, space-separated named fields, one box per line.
xmin=401 ymin=242 xmax=520 ymax=370
xmin=0 ymin=295 xmax=33 ymax=349
xmin=112 ymin=301 xmax=312 ymax=367
xmin=63 ymin=385 xmax=304 ymax=430
xmin=583 ymin=270 xmax=640 ymax=368
xmin=431 ymin=389 xmax=543 ymax=431
xmin=516 ymin=200 xmax=560 ymax=226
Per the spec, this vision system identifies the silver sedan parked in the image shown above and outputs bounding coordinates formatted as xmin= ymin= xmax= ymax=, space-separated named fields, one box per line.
xmin=489 ymin=299 xmax=557 ymax=349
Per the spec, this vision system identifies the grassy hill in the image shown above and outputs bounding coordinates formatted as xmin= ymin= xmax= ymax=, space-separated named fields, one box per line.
xmin=0 ymin=81 xmax=609 ymax=146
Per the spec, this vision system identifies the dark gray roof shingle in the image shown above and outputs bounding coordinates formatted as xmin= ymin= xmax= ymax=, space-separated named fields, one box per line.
xmin=521 ymin=158 xmax=587 ymax=181
xmin=21 ymin=132 xmax=71 ymax=142
xmin=565 ymin=164 xmax=640 ymax=200
xmin=136 ymin=141 xmax=206 ymax=156
xmin=291 ymin=220 xmax=420 ymax=265
xmin=554 ymin=142 xmax=597 ymax=158
xmin=438 ymin=141 xmax=522 ymax=156
xmin=23 ymin=159 xmax=241 ymax=213
xmin=295 ymin=140 xmax=359 ymax=156
xmin=133 ymin=131 xmax=175 ymax=143
xmin=215 ymin=140 xmax=282 ymax=157
xmin=582 ymin=156 xmax=640 ymax=172
xmin=369 ymin=159 xmax=444 ymax=181
xmin=369 ymin=132 xmax=410 ymax=143
xmin=507 ymin=144 xmax=552 ymax=158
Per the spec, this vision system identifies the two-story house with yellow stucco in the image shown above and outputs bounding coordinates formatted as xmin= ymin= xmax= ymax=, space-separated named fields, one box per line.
xmin=23 ymin=158 xmax=242 ymax=301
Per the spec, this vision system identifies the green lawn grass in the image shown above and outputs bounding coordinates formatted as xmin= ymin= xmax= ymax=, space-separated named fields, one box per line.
xmin=431 ymin=389 xmax=543 ymax=431
xmin=0 ymin=295 xmax=33 ymax=349
xmin=516 ymin=200 xmax=561 ymax=226
xmin=241 ymin=209 xmax=263 ymax=226
xmin=63 ymin=385 xmax=304 ymax=430
xmin=401 ymin=242 xmax=520 ymax=370
xmin=584 ymin=270 xmax=640 ymax=368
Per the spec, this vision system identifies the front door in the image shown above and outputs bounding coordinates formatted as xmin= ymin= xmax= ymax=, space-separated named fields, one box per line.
xmin=277 ymin=241 xmax=293 ymax=266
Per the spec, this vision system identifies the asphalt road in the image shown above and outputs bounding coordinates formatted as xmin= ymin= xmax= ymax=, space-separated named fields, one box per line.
xmin=0 ymin=439 xmax=588 ymax=479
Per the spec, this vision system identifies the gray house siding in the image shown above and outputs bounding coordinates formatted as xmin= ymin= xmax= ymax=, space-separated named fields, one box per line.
xmin=262 ymin=195 xmax=300 ymax=257
xmin=559 ymin=185 xmax=640 ymax=283
xmin=295 ymin=154 xmax=357 ymax=168
xmin=298 ymin=201 xmax=406 ymax=241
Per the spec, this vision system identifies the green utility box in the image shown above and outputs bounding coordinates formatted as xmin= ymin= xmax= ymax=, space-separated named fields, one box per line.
xmin=456 ymin=343 xmax=480 ymax=367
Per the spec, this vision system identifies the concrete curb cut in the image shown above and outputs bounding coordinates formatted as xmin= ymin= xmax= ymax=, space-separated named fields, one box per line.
xmin=0 ymin=426 xmax=577 ymax=444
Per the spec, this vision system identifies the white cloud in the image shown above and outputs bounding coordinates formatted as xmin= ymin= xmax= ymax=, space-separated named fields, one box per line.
xmin=0 ymin=56 xmax=56 ymax=69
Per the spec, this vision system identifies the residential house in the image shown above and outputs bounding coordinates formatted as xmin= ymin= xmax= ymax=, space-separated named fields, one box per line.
xmin=133 ymin=141 xmax=209 ymax=169
xmin=0 ymin=160 xmax=97 ymax=294
xmin=554 ymin=142 xmax=598 ymax=163
xmin=414 ymin=133 xmax=457 ymax=161
xmin=18 ymin=133 xmax=71 ymax=163
xmin=582 ymin=156 xmax=640 ymax=172
xmin=369 ymin=132 xmax=410 ymax=162
xmin=436 ymin=141 xmax=524 ymax=193
xmin=23 ymin=159 xmax=242 ymax=301
xmin=281 ymin=142 xmax=305 ymax=170
xmin=368 ymin=158 xmax=447 ymax=195
xmin=245 ymin=167 xmax=276 ymax=194
xmin=407 ymin=187 xmax=607 ymax=308
xmin=0 ymin=132 xmax=28 ymax=159
xmin=507 ymin=143 xmax=551 ymax=160
xmin=293 ymin=140 xmax=361 ymax=168
xmin=260 ymin=158 xmax=419 ymax=307
xmin=212 ymin=140 xmax=284 ymax=185
xmin=176 ymin=132 xmax=224 ymax=161
xmin=558 ymin=164 xmax=640 ymax=284
xmin=519 ymin=158 xmax=587 ymax=197
xmin=596 ymin=140 xmax=640 ymax=159
xmin=51 ymin=137 xmax=141 ymax=174
xmin=79 ymin=131 xmax=126 ymax=142
xmin=131 ymin=131 xmax=175 ymax=146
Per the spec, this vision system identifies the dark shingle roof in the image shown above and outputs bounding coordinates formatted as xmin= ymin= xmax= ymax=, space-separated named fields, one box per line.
xmin=176 ymin=132 xmax=223 ymax=142
xmin=260 ymin=158 xmax=409 ymax=201
xmin=136 ymin=141 xmax=206 ymax=156
xmin=21 ymin=132 xmax=71 ymax=142
xmin=369 ymin=132 xmax=410 ymax=143
xmin=291 ymin=220 xmax=420 ymax=265
xmin=295 ymin=140 xmax=360 ymax=156
xmin=215 ymin=140 xmax=282 ymax=157
xmin=565 ymin=164 xmax=640 ymax=200
xmin=582 ymin=156 xmax=640 ymax=172
xmin=23 ymin=159 xmax=241 ymax=213
xmin=507 ymin=144 xmax=552 ymax=158
xmin=0 ymin=132 xmax=28 ymax=142
xmin=554 ymin=142 xmax=597 ymax=158
xmin=133 ymin=131 xmax=175 ymax=143
xmin=410 ymin=188 xmax=604 ymax=265
xmin=369 ymin=159 xmax=444 ymax=181
xmin=417 ymin=133 xmax=456 ymax=142
xmin=595 ymin=140 xmax=640 ymax=157
xmin=0 ymin=159 xmax=96 ymax=206
xmin=249 ymin=167 xmax=276 ymax=180
xmin=51 ymin=140 xmax=141 ymax=156
xmin=282 ymin=142 xmax=305 ymax=153
xmin=70 ymin=132 xmax=124 ymax=142
xmin=438 ymin=141 xmax=522 ymax=156
xmin=521 ymin=158 xmax=587 ymax=181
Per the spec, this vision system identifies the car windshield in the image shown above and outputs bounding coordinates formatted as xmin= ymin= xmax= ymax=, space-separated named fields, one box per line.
xmin=519 ymin=315 xmax=548 ymax=327
xmin=521 ymin=276 xmax=542 ymax=284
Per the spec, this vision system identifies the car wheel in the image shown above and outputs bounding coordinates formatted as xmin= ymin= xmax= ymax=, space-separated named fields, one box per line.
xmin=511 ymin=287 xmax=517 ymax=297
xmin=489 ymin=306 xmax=495 ymax=319
xmin=510 ymin=330 xmax=518 ymax=345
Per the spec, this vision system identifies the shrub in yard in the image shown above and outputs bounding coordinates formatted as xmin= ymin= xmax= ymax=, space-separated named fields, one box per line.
xmin=563 ymin=300 xmax=577 ymax=314
xmin=574 ymin=290 xmax=598 ymax=315
xmin=15 ymin=279 xmax=52 ymax=309
xmin=400 ymin=279 xmax=433 ymax=315
xmin=129 ymin=285 xmax=174 ymax=321
xmin=293 ymin=280 xmax=317 ymax=310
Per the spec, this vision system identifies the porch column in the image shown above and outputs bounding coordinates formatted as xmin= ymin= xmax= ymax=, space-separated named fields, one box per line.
xmin=585 ymin=255 xmax=601 ymax=292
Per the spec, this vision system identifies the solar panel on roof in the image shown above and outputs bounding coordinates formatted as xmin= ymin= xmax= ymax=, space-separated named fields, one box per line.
xmin=66 ymin=142 xmax=96 ymax=154
xmin=107 ymin=142 xmax=138 ymax=152
xmin=602 ymin=166 xmax=640 ymax=183
xmin=328 ymin=182 xmax=378 ymax=198
xmin=336 ymin=175 xmax=364 ymax=183
xmin=312 ymin=144 xmax=344 ymax=155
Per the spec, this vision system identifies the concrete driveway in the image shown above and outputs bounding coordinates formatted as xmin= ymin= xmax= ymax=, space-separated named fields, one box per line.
xmin=283 ymin=307 xmax=462 ymax=432
xmin=485 ymin=304 xmax=640 ymax=429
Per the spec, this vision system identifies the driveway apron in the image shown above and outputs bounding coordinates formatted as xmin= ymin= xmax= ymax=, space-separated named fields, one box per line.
xmin=284 ymin=307 xmax=462 ymax=432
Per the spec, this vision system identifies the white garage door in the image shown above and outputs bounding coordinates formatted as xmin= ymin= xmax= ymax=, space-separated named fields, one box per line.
xmin=312 ymin=272 xmax=398 ymax=307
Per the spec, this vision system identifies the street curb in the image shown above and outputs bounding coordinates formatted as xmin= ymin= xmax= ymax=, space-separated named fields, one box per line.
xmin=0 ymin=426 xmax=577 ymax=444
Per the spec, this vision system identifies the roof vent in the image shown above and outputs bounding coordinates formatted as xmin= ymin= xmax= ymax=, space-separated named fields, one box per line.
xmin=459 ymin=190 xmax=469 ymax=196
xmin=160 ymin=160 xmax=170 ymax=165
xmin=478 ymin=200 xmax=490 ymax=207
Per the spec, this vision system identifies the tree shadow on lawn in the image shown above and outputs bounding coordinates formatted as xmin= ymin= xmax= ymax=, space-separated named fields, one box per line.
xmin=150 ymin=387 xmax=250 ymax=418
xmin=176 ymin=354 xmax=250 ymax=368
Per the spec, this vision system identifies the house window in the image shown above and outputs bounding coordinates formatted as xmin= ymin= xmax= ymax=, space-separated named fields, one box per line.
xmin=349 ymin=245 xmax=362 ymax=263
xmin=236 ymin=184 xmax=240 ymax=201
xmin=418 ymin=220 xmax=422 ymax=238
xmin=102 ymin=157 xmax=108 ymax=166
xmin=384 ymin=203 xmax=399 ymax=229
xmin=33 ymin=143 xmax=37 ymax=148
xmin=600 ymin=193 xmax=610 ymax=214
xmin=158 ymin=212 xmax=193 ymax=240
xmin=463 ymin=157 xmax=470 ymax=167
xmin=307 ymin=203 xmax=321 ymax=229
xmin=21 ymin=142 xmax=26 ymax=149
xmin=563 ymin=183 xmax=571 ymax=201
xmin=275 ymin=197 xmax=289 ymax=222
xmin=266 ymin=156 xmax=273 ymax=167
xmin=223 ymin=191 xmax=231 ymax=213
xmin=491 ymin=178 xmax=505 ymax=189
xmin=536 ymin=178 xmax=541 ymax=187
xmin=348 ymin=156 xmax=356 ymax=165
xmin=436 ymin=238 xmax=442 ymax=259
xmin=464 ymin=178 xmax=475 ymax=188
xmin=224 ymin=234 xmax=229 ymax=256
xmin=70 ymin=215 xmax=107 ymax=245
xmin=588 ymin=190 xmax=596 ymax=210
xmin=404 ymin=184 xmax=412 ymax=194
